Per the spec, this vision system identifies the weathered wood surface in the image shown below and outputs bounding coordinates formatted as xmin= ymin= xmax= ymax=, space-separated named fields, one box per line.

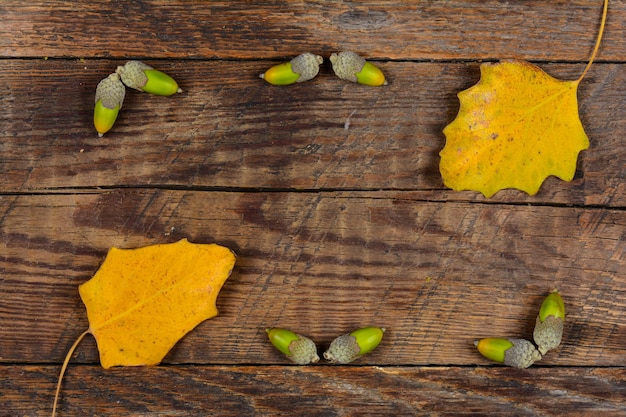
xmin=2 ymin=366 xmax=625 ymax=417
xmin=1 ymin=191 xmax=625 ymax=367
xmin=2 ymin=59 xmax=625 ymax=206
xmin=1 ymin=1 xmax=625 ymax=61
xmin=1 ymin=0 xmax=624 ymax=416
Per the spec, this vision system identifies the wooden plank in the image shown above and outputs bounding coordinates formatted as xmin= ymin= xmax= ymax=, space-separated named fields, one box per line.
xmin=1 ymin=60 xmax=624 ymax=206
xmin=1 ymin=191 xmax=624 ymax=366
xmin=1 ymin=1 xmax=624 ymax=61
xmin=2 ymin=365 xmax=625 ymax=416
xmin=2 ymin=1 xmax=624 ymax=415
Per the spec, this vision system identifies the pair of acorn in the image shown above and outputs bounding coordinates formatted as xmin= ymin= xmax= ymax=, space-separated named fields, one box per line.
xmin=259 ymin=51 xmax=387 ymax=86
xmin=94 ymin=61 xmax=182 ymax=137
xmin=475 ymin=290 xmax=565 ymax=368
xmin=266 ymin=326 xmax=385 ymax=365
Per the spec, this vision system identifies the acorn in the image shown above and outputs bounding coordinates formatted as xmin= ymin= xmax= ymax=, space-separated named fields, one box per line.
xmin=116 ymin=60 xmax=182 ymax=96
xmin=329 ymin=51 xmax=387 ymax=86
xmin=94 ymin=73 xmax=126 ymax=137
xmin=475 ymin=337 xmax=542 ymax=369
xmin=323 ymin=327 xmax=385 ymax=364
xmin=266 ymin=328 xmax=319 ymax=365
xmin=259 ymin=53 xmax=323 ymax=85
xmin=533 ymin=290 xmax=565 ymax=355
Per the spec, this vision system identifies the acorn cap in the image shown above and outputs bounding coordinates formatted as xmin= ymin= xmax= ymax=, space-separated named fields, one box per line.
xmin=116 ymin=60 xmax=152 ymax=91
xmin=95 ymin=73 xmax=125 ymax=110
xmin=533 ymin=315 xmax=564 ymax=355
xmin=329 ymin=51 xmax=366 ymax=83
xmin=289 ymin=53 xmax=323 ymax=82
xmin=287 ymin=337 xmax=320 ymax=365
xmin=503 ymin=338 xmax=542 ymax=368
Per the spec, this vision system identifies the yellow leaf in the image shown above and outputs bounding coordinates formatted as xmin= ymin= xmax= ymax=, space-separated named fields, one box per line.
xmin=440 ymin=59 xmax=589 ymax=197
xmin=440 ymin=0 xmax=608 ymax=198
xmin=78 ymin=239 xmax=236 ymax=368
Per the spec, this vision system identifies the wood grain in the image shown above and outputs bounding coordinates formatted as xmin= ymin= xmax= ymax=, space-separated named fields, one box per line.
xmin=1 ymin=1 xmax=624 ymax=415
xmin=1 ymin=59 xmax=624 ymax=205
xmin=2 ymin=366 xmax=625 ymax=416
xmin=1 ymin=1 xmax=624 ymax=61
xmin=1 ymin=191 xmax=624 ymax=366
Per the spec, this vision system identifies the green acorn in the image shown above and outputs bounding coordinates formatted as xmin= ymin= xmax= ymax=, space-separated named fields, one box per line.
xmin=323 ymin=327 xmax=385 ymax=364
xmin=94 ymin=73 xmax=126 ymax=137
xmin=116 ymin=60 xmax=182 ymax=96
xmin=259 ymin=53 xmax=323 ymax=85
xmin=533 ymin=290 xmax=565 ymax=355
xmin=475 ymin=337 xmax=542 ymax=368
xmin=329 ymin=51 xmax=387 ymax=86
xmin=266 ymin=328 xmax=319 ymax=365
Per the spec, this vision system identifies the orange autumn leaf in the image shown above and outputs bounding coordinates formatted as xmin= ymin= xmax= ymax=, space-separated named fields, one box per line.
xmin=440 ymin=0 xmax=608 ymax=197
xmin=79 ymin=238 xmax=236 ymax=368
xmin=53 ymin=239 xmax=236 ymax=416
xmin=440 ymin=60 xmax=589 ymax=197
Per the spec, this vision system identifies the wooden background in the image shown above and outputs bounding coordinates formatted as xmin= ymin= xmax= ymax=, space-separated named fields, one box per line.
xmin=1 ymin=1 xmax=625 ymax=415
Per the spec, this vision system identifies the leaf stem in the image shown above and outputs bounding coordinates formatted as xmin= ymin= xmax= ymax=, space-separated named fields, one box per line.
xmin=51 ymin=329 xmax=91 ymax=417
xmin=578 ymin=0 xmax=609 ymax=82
